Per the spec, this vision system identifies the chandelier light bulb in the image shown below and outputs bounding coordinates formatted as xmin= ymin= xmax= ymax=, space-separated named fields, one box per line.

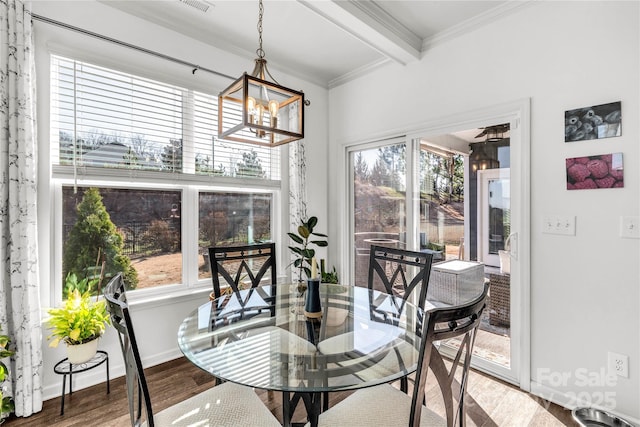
xmin=268 ymin=99 xmax=279 ymax=117
xmin=256 ymin=103 xmax=265 ymax=126
xmin=247 ymin=96 xmax=256 ymax=124
xmin=247 ymin=96 xmax=256 ymax=112
xmin=268 ymin=99 xmax=279 ymax=128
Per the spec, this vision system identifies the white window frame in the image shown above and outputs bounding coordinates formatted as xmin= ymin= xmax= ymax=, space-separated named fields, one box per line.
xmin=46 ymin=54 xmax=285 ymax=306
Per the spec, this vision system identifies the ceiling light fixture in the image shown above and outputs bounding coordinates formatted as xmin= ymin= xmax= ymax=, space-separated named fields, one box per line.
xmin=218 ymin=0 xmax=306 ymax=147
xmin=479 ymin=123 xmax=509 ymax=143
xmin=470 ymin=142 xmax=498 ymax=173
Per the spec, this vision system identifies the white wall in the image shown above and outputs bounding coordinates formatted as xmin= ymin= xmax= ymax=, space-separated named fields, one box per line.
xmin=32 ymin=0 xmax=329 ymax=401
xmin=329 ymin=1 xmax=639 ymax=422
xmin=30 ymin=0 xmax=639 ymax=421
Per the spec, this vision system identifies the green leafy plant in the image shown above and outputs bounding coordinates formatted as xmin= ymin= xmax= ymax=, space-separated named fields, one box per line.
xmin=321 ymin=268 xmax=339 ymax=284
xmin=63 ymin=271 xmax=100 ymax=297
xmin=287 ymin=216 xmax=328 ymax=281
xmin=62 ymin=187 xmax=137 ymax=298
xmin=320 ymin=259 xmax=339 ymax=284
xmin=0 ymin=328 xmax=15 ymax=423
xmin=47 ymin=283 xmax=110 ymax=348
xmin=426 ymin=242 xmax=445 ymax=252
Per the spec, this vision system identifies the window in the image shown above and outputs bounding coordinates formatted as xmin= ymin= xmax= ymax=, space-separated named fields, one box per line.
xmin=61 ymin=186 xmax=182 ymax=297
xmin=50 ymin=56 xmax=280 ymax=179
xmin=51 ymin=55 xmax=282 ymax=297
xmin=198 ymin=192 xmax=273 ymax=280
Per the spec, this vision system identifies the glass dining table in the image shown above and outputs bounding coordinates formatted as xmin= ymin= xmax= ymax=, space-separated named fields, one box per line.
xmin=177 ymin=283 xmax=424 ymax=427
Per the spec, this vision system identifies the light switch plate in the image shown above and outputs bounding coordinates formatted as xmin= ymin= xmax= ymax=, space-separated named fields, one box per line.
xmin=620 ymin=216 xmax=640 ymax=239
xmin=542 ymin=215 xmax=576 ymax=236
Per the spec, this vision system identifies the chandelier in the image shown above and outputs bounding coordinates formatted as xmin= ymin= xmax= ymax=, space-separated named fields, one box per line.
xmin=218 ymin=0 xmax=305 ymax=147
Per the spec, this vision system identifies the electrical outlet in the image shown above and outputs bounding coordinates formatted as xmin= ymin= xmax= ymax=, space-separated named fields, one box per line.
xmin=542 ymin=215 xmax=576 ymax=236
xmin=608 ymin=352 xmax=629 ymax=378
xmin=620 ymin=216 xmax=640 ymax=239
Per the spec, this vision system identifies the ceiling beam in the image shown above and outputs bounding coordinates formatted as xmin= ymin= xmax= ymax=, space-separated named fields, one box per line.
xmin=297 ymin=0 xmax=422 ymax=65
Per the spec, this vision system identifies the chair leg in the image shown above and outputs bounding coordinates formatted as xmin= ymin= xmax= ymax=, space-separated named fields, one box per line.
xmin=400 ymin=376 xmax=408 ymax=393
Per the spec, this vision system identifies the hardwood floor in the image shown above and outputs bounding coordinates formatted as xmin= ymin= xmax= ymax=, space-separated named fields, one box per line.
xmin=3 ymin=357 xmax=577 ymax=426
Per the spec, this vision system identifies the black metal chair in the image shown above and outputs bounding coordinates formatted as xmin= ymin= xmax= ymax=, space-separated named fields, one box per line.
xmin=367 ymin=245 xmax=434 ymax=392
xmin=312 ymin=282 xmax=490 ymax=427
xmin=208 ymin=242 xmax=276 ymax=315
xmin=207 ymin=243 xmax=303 ymax=426
xmin=368 ymin=245 xmax=434 ymax=312
xmin=103 ymin=273 xmax=280 ymax=427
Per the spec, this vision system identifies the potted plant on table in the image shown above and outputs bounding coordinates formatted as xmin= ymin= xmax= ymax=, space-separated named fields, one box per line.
xmin=47 ymin=273 xmax=110 ymax=364
xmin=0 ymin=327 xmax=15 ymax=424
xmin=320 ymin=259 xmax=339 ymax=284
xmin=287 ymin=216 xmax=328 ymax=283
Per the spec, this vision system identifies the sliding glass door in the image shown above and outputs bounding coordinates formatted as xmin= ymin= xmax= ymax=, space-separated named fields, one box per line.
xmin=347 ymin=107 xmax=529 ymax=388
xmin=350 ymin=143 xmax=406 ymax=288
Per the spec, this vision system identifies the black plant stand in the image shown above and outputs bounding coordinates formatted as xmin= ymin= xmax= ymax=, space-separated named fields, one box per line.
xmin=53 ymin=350 xmax=109 ymax=415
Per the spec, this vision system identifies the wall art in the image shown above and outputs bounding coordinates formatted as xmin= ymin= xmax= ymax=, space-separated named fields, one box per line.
xmin=564 ymin=101 xmax=621 ymax=142
xmin=566 ymin=153 xmax=623 ymax=190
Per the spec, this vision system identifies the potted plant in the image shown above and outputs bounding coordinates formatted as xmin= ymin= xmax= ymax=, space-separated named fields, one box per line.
xmin=0 ymin=327 xmax=15 ymax=424
xmin=47 ymin=273 xmax=110 ymax=364
xmin=320 ymin=259 xmax=339 ymax=284
xmin=287 ymin=216 xmax=328 ymax=282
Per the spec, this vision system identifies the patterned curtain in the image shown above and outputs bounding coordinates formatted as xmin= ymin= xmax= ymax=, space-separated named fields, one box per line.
xmin=288 ymin=133 xmax=307 ymax=282
xmin=0 ymin=0 xmax=43 ymax=417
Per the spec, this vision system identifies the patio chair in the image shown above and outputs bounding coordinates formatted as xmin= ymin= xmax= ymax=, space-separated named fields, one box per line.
xmin=311 ymin=282 xmax=489 ymax=427
xmin=103 ymin=273 xmax=280 ymax=427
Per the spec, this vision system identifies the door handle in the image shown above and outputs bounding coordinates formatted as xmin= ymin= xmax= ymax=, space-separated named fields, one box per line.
xmin=507 ymin=232 xmax=518 ymax=261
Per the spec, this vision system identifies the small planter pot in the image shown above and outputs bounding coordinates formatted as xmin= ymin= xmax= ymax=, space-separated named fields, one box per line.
xmin=67 ymin=339 xmax=99 ymax=364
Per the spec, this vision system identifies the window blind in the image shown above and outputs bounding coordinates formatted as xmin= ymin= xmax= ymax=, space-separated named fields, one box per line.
xmin=50 ymin=55 xmax=280 ymax=181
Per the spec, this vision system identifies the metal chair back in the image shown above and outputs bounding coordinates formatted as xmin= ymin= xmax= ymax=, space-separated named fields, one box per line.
xmin=208 ymin=242 xmax=277 ymax=301
xmin=410 ymin=282 xmax=490 ymax=427
xmin=104 ymin=273 xmax=154 ymax=427
xmin=368 ymin=245 xmax=433 ymax=311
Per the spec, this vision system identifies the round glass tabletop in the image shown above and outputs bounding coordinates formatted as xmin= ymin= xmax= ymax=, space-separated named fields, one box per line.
xmin=178 ymin=284 xmax=423 ymax=393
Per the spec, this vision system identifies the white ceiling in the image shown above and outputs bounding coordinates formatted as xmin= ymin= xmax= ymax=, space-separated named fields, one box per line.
xmin=97 ymin=0 xmax=517 ymax=148
xmin=100 ymin=0 xmax=516 ymax=89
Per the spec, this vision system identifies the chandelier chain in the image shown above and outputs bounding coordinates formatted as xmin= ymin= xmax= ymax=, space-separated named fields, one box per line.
xmin=256 ymin=0 xmax=265 ymax=59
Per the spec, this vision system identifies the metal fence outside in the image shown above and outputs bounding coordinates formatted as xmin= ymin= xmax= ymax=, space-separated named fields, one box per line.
xmin=63 ymin=220 xmax=181 ymax=257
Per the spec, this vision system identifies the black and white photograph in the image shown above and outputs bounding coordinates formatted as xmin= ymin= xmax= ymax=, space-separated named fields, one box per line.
xmin=564 ymin=101 xmax=621 ymax=142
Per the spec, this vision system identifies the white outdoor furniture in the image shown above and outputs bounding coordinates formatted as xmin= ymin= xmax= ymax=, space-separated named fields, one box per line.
xmin=426 ymin=260 xmax=484 ymax=305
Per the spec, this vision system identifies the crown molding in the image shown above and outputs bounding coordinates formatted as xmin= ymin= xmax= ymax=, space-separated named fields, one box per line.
xmin=298 ymin=0 xmax=421 ymax=65
xmin=422 ymin=0 xmax=535 ymax=51
xmin=328 ymin=57 xmax=391 ymax=89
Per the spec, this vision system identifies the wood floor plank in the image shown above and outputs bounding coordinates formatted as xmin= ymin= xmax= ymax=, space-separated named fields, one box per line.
xmin=2 ymin=356 xmax=576 ymax=426
xmin=489 ymin=388 xmax=541 ymax=426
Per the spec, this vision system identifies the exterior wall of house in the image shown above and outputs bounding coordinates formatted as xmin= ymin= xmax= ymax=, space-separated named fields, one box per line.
xmin=328 ymin=1 xmax=639 ymax=422
xmin=32 ymin=0 xmax=329 ymax=401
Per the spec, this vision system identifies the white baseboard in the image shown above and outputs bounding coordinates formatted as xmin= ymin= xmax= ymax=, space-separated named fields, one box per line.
xmin=529 ymin=381 xmax=639 ymax=426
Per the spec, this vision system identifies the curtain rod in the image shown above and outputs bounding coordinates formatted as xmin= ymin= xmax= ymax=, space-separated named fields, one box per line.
xmin=30 ymin=13 xmax=237 ymax=81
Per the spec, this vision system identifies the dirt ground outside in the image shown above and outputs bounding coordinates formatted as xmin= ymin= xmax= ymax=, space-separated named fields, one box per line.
xmin=130 ymin=252 xmax=266 ymax=289
xmin=131 ymin=242 xmax=462 ymax=290
xmin=131 ymin=252 xmax=189 ymax=289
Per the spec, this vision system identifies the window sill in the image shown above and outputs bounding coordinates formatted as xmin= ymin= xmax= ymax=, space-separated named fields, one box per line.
xmin=126 ymin=282 xmax=212 ymax=308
